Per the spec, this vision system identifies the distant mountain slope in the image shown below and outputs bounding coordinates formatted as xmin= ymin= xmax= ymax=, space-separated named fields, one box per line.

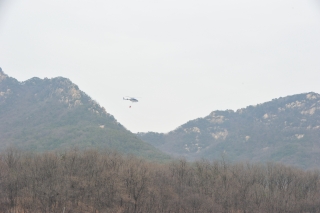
xmin=138 ymin=92 xmax=320 ymax=168
xmin=0 ymin=68 xmax=169 ymax=161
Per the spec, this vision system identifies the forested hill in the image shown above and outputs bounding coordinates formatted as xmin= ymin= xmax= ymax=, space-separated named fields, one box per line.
xmin=0 ymin=68 xmax=169 ymax=161
xmin=138 ymin=92 xmax=320 ymax=169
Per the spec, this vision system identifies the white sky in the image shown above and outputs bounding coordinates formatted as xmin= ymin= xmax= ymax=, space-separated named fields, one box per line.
xmin=1 ymin=0 xmax=320 ymax=133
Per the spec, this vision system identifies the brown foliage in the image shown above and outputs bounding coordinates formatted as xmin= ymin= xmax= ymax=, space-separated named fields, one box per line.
xmin=0 ymin=148 xmax=319 ymax=213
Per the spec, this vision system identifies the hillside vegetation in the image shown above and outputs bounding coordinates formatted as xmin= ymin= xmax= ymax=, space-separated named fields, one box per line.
xmin=0 ymin=68 xmax=169 ymax=161
xmin=138 ymin=92 xmax=320 ymax=169
xmin=0 ymin=149 xmax=319 ymax=213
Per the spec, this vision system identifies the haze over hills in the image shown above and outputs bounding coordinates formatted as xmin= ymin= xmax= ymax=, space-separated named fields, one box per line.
xmin=0 ymin=68 xmax=169 ymax=161
xmin=2 ymin=67 xmax=320 ymax=168
xmin=138 ymin=92 xmax=320 ymax=169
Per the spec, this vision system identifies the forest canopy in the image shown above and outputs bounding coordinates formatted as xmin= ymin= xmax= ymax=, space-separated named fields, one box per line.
xmin=0 ymin=148 xmax=319 ymax=213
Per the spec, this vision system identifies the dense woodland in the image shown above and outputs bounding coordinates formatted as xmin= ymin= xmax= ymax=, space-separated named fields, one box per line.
xmin=0 ymin=148 xmax=320 ymax=213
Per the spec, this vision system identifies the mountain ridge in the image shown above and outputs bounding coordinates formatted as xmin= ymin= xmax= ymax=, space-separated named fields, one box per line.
xmin=0 ymin=68 xmax=170 ymax=161
xmin=138 ymin=92 xmax=320 ymax=169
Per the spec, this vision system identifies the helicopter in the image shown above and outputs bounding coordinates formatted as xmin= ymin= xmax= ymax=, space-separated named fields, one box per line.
xmin=123 ymin=96 xmax=138 ymax=102
xmin=123 ymin=96 xmax=139 ymax=108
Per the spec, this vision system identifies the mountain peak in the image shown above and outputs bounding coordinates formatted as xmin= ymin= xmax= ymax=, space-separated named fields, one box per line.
xmin=305 ymin=92 xmax=320 ymax=100
xmin=138 ymin=92 xmax=320 ymax=169
xmin=0 ymin=71 xmax=169 ymax=161
xmin=0 ymin=68 xmax=8 ymax=82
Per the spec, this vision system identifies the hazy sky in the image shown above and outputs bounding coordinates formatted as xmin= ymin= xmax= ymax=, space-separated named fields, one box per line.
xmin=1 ymin=0 xmax=320 ymax=133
